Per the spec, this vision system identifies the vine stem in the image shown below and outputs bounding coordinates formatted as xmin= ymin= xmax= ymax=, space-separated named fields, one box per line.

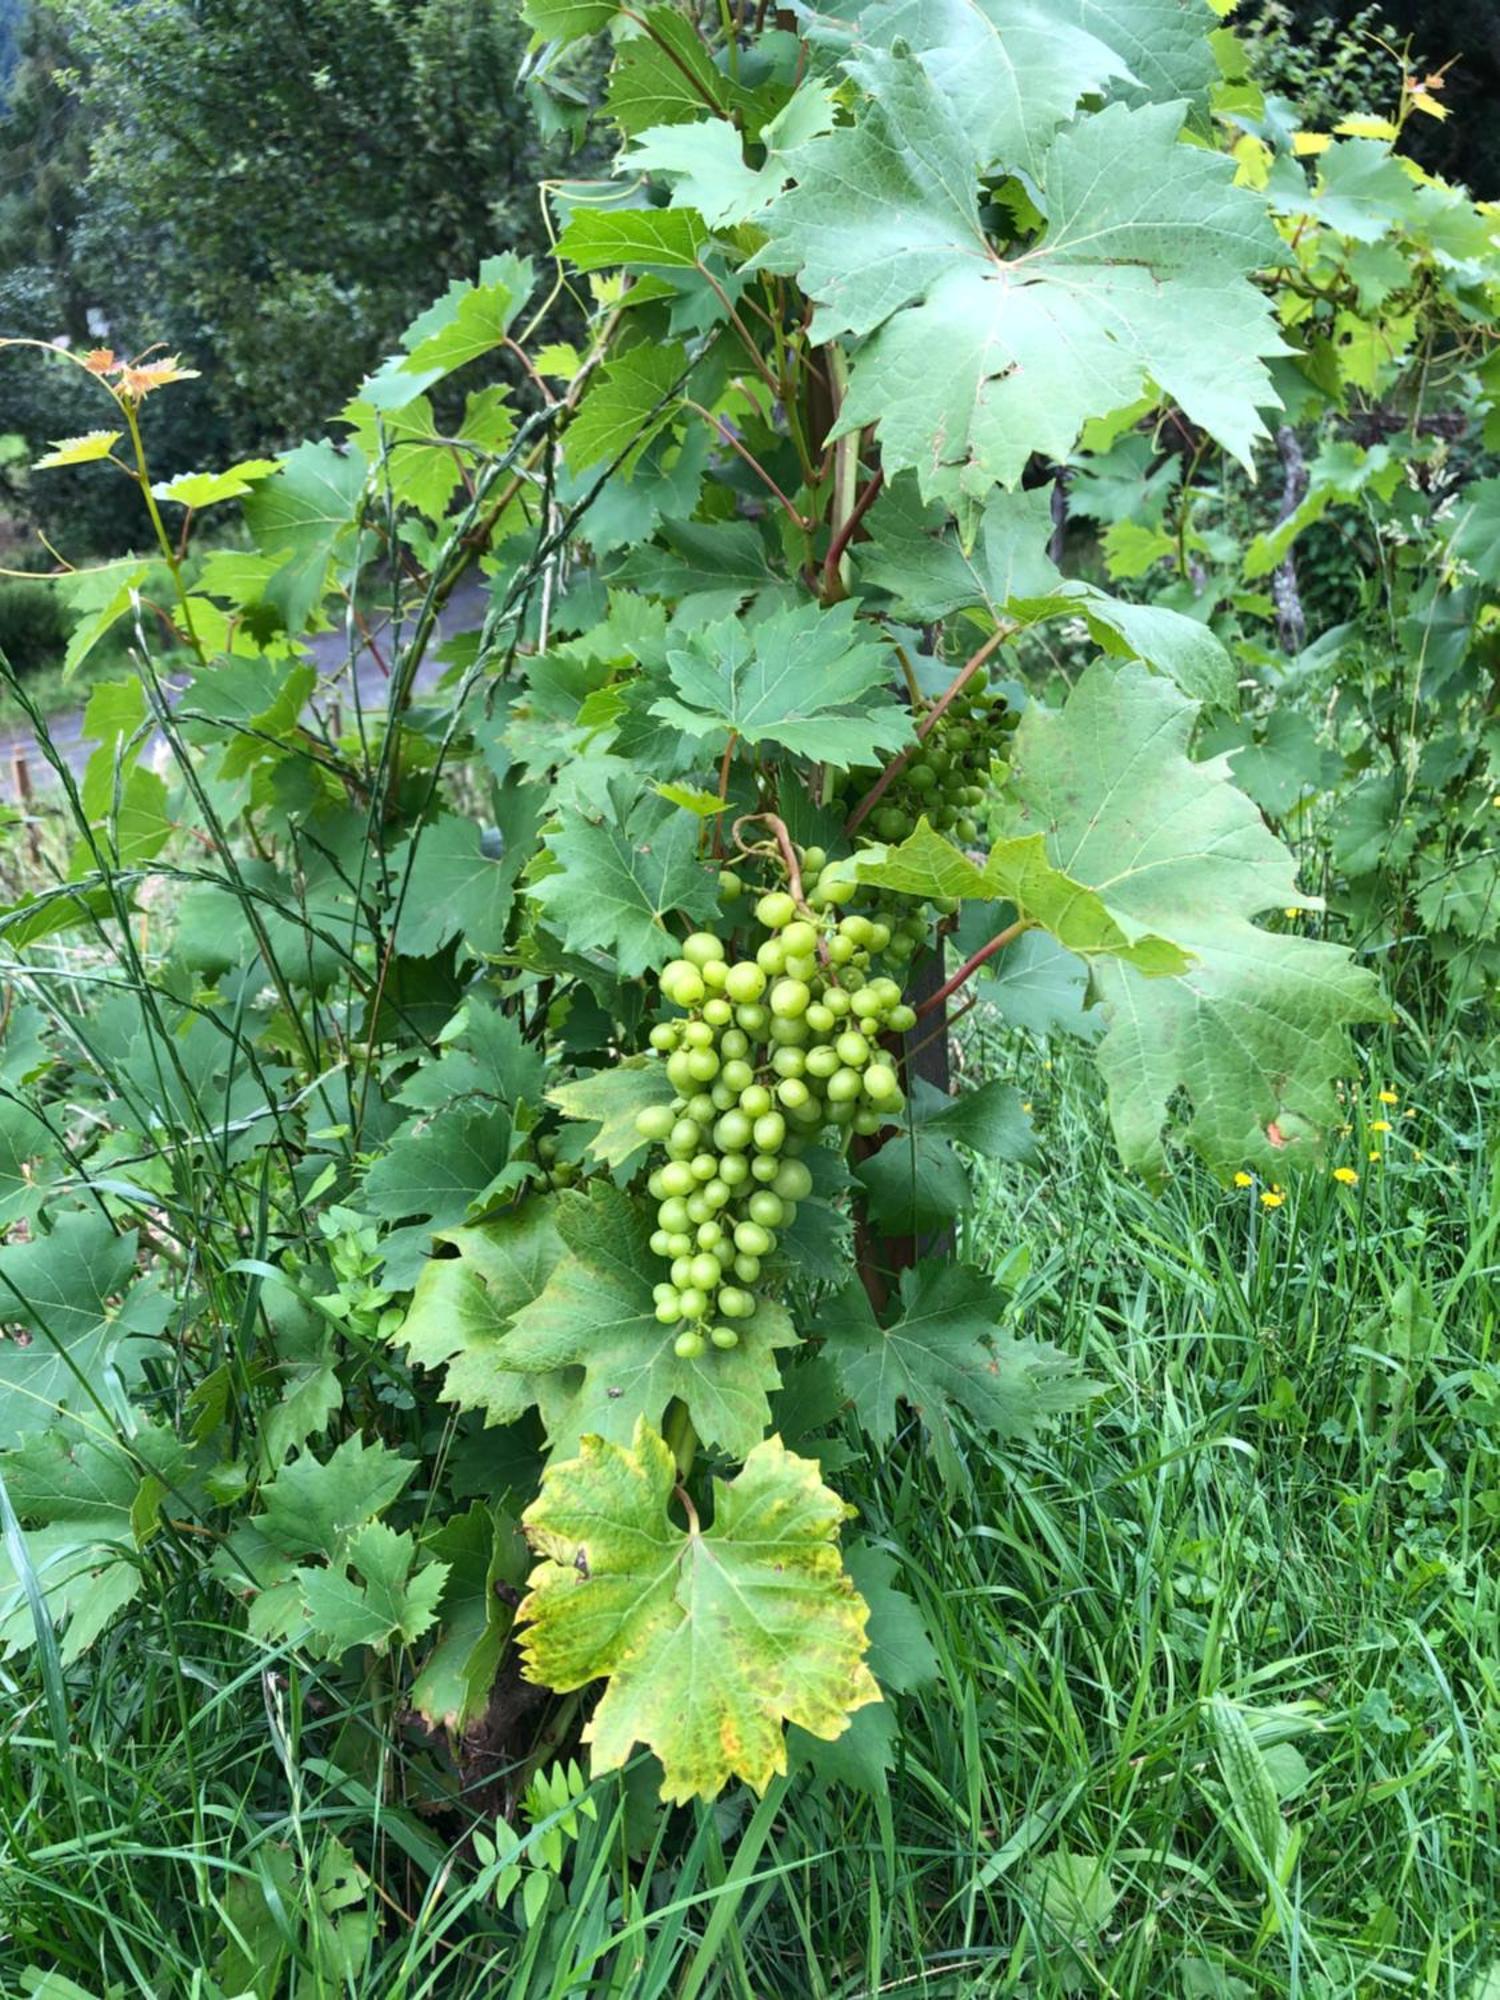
xmin=915 ymin=919 xmax=1027 ymax=1019
xmin=844 ymin=624 xmax=1011 ymax=836
xmin=683 ymin=400 xmax=810 ymax=529
xmin=731 ymin=811 xmax=806 ymax=907
xmin=821 ymin=466 xmax=883 ymax=601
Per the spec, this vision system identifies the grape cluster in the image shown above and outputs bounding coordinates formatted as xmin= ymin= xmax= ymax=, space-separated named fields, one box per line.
xmin=635 ymin=896 xmax=916 ymax=1359
xmin=841 ymin=682 xmax=1012 ymax=849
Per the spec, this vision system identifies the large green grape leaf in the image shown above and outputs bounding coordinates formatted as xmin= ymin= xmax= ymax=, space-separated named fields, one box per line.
xmin=391 ymin=1206 xmax=568 ymax=1428
xmin=517 ymin=1419 xmax=880 ymax=1802
xmin=755 ymin=56 xmax=1283 ymax=517
xmin=816 ymin=1261 xmax=1092 ymax=1488
xmin=500 ymin=1185 xmax=797 ymax=1459
xmin=651 ymin=601 xmax=915 ymax=768
xmin=1007 ymin=662 xmax=1386 ymax=1177
xmin=854 ymin=818 xmax=1188 ymax=972
xmin=0 ymin=1217 xmax=172 ymax=1447
xmin=852 ymin=0 xmax=1132 ymax=181
xmin=531 ymin=789 xmax=721 ymax=976
xmin=1051 ymin=0 xmax=1217 ymax=110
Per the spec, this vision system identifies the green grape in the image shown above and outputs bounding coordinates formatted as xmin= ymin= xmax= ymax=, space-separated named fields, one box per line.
xmin=668 ymin=1118 xmax=700 ymax=1157
xmin=827 ymin=1067 xmax=862 ymax=1103
xmin=688 ymin=1251 xmax=721 ymax=1291
xmin=752 ymin=1111 xmax=786 ymax=1153
xmin=682 ymin=1020 xmax=714 ymax=1050
xmin=702 ymin=1178 xmax=730 ymax=1209
xmin=719 ymin=1153 xmax=750 ymax=1187
xmin=702 ymin=996 xmax=732 ymax=1027
xmin=748 ymin=1190 xmax=785 ymax=1228
xmin=715 ymin=1108 xmax=752 ymax=1151
xmin=777 ymin=1077 xmax=810 ymax=1110
xmin=717 ymin=1286 xmax=756 ymax=1319
xmin=666 ymin=1050 xmax=695 ymax=1094
xmin=725 ymin=960 xmax=766 ymax=1003
xmin=696 ymin=1219 xmax=724 ymax=1249
xmin=736 ymin=1002 xmax=770 ymax=1034
xmin=674 ymin=1327 xmax=706 ymax=1359
xmin=686 ymin=1047 xmax=719 ymax=1082
xmin=661 ymin=961 xmax=705 ymax=1008
xmin=718 ymin=869 xmax=743 ymax=901
xmin=653 ymin=1281 xmax=676 ymax=1305
xmin=802 ymin=846 xmax=828 ymax=874
xmin=686 ymin=1092 xmax=716 ymax=1125
xmin=666 ymin=1232 xmax=694 ymax=1258
xmin=720 ymin=1057 xmax=754 ymax=1094
xmin=734 ymin=1220 xmax=772 ymax=1258
xmin=888 ymin=1003 xmax=917 ymax=1033
xmin=853 ymin=1110 xmax=884 ymax=1135
xmin=781 ymin=919 xmax=818 ymax=957
xmin=658 ymin=1195 xmax=690 ymax=1232
xmin=657 ymin=1296 xmax=683 ymax=1326
xmin=678 ymin=1285 xmax=709 ymax=1318
xmin=772 ymin=1158 xmax=813 ymax=1201
xmin=756 ymin=939 xmax=787 ymax=975
xmin=649 ymin=1023 xmax=679 ymax=1052
xmin=709 ymin=1324 xmax=740 ymax=1351
xmin=649 ymin=1228 xmax=672 ymax=1257
xmin=863 ymin=1062 xmax=900 ymax=1101
xmin=756 ymin=890 xmax=797 ymax=929
xmin=740 ymin=1083 xmax=773 ymax=1119
xmin=659 ymin=1161 xmax=694 ymax=1199
xmin=771 ymin=1045 xmax=806 ymax=1078
xmin=686 ymin=1192 xmax=711 ymax=1225
xmin=733 ymin=1253 xmax=761 ymax=1282
xmin=670 ymin=1255 xmax=694 ymax=1288
xmin=683 ymin=931 xmax=725 ymax=968
xmin=689 ymin=1152 xmax=717 ymax=1182
xmin=835 ymin=1030 xmax=871 ymax=1068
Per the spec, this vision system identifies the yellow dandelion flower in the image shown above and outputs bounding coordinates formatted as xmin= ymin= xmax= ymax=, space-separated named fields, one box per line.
xmin=1377 ymin=1090 xmax=1399 ymax=1105
xmin=1283 ymin=907 xmax=1301 ymax=920
xmin=1414 ymin=1149 xmax=1425 ymax=1161
xmin=1368 ymin=1149 xmax=1382 ymax=1163
xmin=1370 ymin=1119 xmax=1391 ymax=1133
xmin=1492 ymin=794 xmax=1500 ymax=809
xmin=1234 ymin=1170 xmax=1254 ymax=1188
xmin=1403 ymin=1107 xmax=1417 ymax=1118
xmin=1260 ymin=1189 xmax=1286 ymax=1209
xmin=1021 ymin=1102 xmax=1033 ymax=1114
xmin=1338 ymin=1123 xmax=1353 ymax=1137
xmin=1333 ymin=1166 xmax=1360 ymax=1186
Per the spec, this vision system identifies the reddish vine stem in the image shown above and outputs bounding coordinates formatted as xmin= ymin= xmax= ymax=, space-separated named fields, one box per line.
xmin=844 ymin=623 xmax=1011 ymax=836
xmin=915 ymin=919 xmax=1027 ymax=1019
xmin=904 ymin=990 xmax=978 ymax=1064
xmin=731 ymin=811 xmax=806 ymax=907
xmin=683 ymin=400 xmax=809 ymax=529
xmin=821 ymin=466 xmax=884 ymax=600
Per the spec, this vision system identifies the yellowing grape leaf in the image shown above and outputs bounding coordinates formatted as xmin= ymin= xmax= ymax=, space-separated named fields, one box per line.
xmin=1008 ymin=662 xmax=1385 ymax=1177
xmin=518 ymin=1419 xmax=879 ymax=1802
xmin=34 ymin=430 xmax=121 ymax=469
xmin=547 ymin=1058 xmax=676 ymax=1174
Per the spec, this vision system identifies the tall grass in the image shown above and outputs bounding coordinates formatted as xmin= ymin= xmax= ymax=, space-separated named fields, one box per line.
xmin=2 ymin=989 xmax=1495 ymax=1997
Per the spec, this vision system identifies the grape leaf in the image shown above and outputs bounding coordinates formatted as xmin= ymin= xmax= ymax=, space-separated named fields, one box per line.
xmin=295 ymin=1522 xmax=449 ymax=1659
xmin=243 ymin=439 xmax=367 ymax=633
xmin=756 ymin=58 xmax=1283 ymax=516
xmin=854 ymin=0 xmax=1133 ymax=181
xmin=361 ymin=1106 xmax=525 ymax=1232
xmin=0 ymin=1424 xmax=193 ymax=1662
xmin=393 ymin=800 xmax=538 ymax=958
xmin=1050 ymin=0 xmax=1216 ymax=111
xmin=410 ymin=1504 xmax=530 ymax=1733
xmin=651 ymin=600 xmax=915 ymax=768
xmin=0 ymin=1098 xmax=56 ymax=1229
xmin=1008 ymin=662 xmax=1385 ymax=1177
xmin=854 ymin=818 xmax=1188 ymax=972
xmin=566 ymin=342 xmax=688 ymax=475
xmin=0 ymin=1217 xmax=172 ymax=1447
xmin=547 ymin=1058 xmax=676 ymax=1173
xmin=817 ymin=1261 xmax=1092 ymax=1488
xmin=531 ymin=788 xmax=721 ymax=976
xmin=499 ymin=1185 xmax=797 ymax=1458
xmin=788 ymin=1541 xmax=939 ymax=1792
xmin=560 ymin=208 xmax=708 ymax=271
xmin=391 ymin=1206 xmax=567 ymax=1428
xmin=518 ymin=1419 xmax=880 ymax=1802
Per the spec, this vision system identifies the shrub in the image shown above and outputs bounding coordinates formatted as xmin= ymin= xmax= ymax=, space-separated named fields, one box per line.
xmin=0 ymin=575 xmax=68 ymax=676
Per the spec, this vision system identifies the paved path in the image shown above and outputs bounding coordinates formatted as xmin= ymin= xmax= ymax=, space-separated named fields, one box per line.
xmin=1 ymin=579 xmax=490 ymax=801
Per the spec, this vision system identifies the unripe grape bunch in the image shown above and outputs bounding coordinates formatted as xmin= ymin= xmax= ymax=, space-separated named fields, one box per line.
xmin=634 ymin=888 xmax=916 ymax=1360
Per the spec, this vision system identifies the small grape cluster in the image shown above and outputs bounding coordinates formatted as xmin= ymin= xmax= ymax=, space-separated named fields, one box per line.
xmin=844 ymin=682 xmax=1011 ymax=848
xmin=635 ymin=893 xmax=916 ymax=1359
